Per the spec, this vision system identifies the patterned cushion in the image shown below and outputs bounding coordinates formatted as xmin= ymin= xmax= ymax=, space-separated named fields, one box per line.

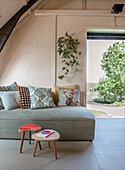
xmin=0 ymin=82 xmax=18 ymax=109
xmin=0 ymin=91 xmax=20 ymax=110
xmin=28 ymin=85 xmax=56 ymax=109
xmin=58 ymin=88 xmax=80 ymax=106
xmin=17 ymin=86 xmax=31 ymax=109
xmin=54 ymin=84 xmax=78 ymax=105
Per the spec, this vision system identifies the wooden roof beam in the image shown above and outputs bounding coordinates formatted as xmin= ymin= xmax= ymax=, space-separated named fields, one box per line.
xmin=0 ymin=0 xmax=38 ymax=52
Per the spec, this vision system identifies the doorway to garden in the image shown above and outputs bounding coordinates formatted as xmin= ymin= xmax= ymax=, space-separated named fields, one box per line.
xmin=86 ymin=29 xmax=125 ymax=118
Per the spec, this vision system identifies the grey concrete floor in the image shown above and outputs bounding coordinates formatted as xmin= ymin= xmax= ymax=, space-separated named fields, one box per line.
xmin=0 ymin=119 xmax=125 ymax=170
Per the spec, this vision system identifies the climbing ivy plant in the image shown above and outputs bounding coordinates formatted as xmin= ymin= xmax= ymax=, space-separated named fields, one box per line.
xmin=57 ymin=32 xmax=82 ymax=80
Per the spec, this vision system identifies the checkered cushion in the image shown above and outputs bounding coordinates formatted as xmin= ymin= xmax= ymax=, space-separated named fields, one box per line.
xmin=17 ymin=86 xmax=31 ymax=109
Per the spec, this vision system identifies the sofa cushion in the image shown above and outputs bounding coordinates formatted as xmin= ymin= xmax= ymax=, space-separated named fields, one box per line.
xmin=17 ymin=86 xmax=31 ymax=109
xmin=54 ymin=84 xmax=78 ymax=105
xmin=0 ymin=106 xmax=95 ymax=121
xmin=58 ymin=88 xmax=80 ymax=106
xmin=28 ymin=85 xmax=56 ymax=109
xmin=0 ymin=91 xmax=20 ymax=110
xmin=0 ymin=82 xmax=18 ymax=109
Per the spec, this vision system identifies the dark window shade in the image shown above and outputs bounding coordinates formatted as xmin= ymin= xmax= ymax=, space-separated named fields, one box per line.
xmin=87 ymin=32 xmax=125 ymax=40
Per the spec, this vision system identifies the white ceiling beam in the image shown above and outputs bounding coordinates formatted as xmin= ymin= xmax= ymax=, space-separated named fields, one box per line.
xmin=34 ymin=10 xmax=125 ymax=17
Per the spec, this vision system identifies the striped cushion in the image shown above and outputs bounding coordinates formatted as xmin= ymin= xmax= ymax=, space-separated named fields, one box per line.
xmin=17 ymin=86 xmax=31 ymax=109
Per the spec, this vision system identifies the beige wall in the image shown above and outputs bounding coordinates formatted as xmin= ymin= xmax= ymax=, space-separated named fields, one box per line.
xmin=0 ymin=10 xmax=125 ymax=106
xmin=0 ymin=16 xmax=55 ymax=88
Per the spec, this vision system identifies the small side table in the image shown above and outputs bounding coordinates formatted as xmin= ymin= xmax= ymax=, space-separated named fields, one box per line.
xmin=18 ymin=124 xmax=41 ymax=153
xmin=32 ymin=130 xmax=60 ymax=160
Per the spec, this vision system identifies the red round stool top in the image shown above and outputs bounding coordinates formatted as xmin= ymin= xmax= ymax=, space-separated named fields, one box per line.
xmin=18 ymin=124 xmax=41 ymax=132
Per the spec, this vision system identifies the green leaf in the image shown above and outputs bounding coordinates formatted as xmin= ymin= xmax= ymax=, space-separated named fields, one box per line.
xmin=57 ymin=48 xmax=60 ymax=52
xmin=73 ymin=59 xmax=76 ymax=63
xmin=66 ymin=62 xmax=70 ymax=66
xmin=62 ymin=67 xmax=66 ymax=70
xmin=71 ymin=54 xmax=75 ymax=58
xmin=65 ymin=32 xmax=68 ymax=37
xmin=68 ymin=46 xmax=72 ymax=50
xmin=58 ymin=41 xmax=64 ymax=45
xmin=76 ymin=61 xmax=79 ymax=65
xmin=57 ymin=48 xmax=63 ymax=55
xmin=58 ymin=75 xmax=64 ymax=80
xmin=62 ymin=60 xmax=66 ymax=63
xmin=79 ymin=51 xmax=82 ymax=55
xmin=59 ymin=50 xmax=62 ymax=55
xmin=68 ymin=34 xmax=72 ymax=39
xmin=64 ymin=49 xmax=68 ymax=53
xmin=64 ymin=55 xmax=69 ymax=58
xmin=73 ymin=49 xmax=77 ymax=53
xmin=75 ymin=68 xmax=79 ymax=72
xmin=66 ymin=40 xmax=69 ymax=45
xmin=58 ymin=37 xmax=64 ymax=42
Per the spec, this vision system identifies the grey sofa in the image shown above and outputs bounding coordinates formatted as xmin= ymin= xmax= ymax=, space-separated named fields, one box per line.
xmin=0 ymin=106 xmax=95 ymax=140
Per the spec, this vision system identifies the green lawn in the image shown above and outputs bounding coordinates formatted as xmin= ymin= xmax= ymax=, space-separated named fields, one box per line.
xmin=89 ymin=110 xmax=111 ymax=118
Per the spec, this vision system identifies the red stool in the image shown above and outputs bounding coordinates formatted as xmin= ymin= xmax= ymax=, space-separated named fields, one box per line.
xmin=18 ymin=124 xmax=41 ymax=153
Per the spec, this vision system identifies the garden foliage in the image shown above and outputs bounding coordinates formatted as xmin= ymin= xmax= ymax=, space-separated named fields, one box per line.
xmin=96 ymin=41 xmax=125 ymax=103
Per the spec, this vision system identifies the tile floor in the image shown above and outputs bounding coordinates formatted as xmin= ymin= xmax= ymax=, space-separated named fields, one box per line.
xmin=0 ymin=119 xmax=125 ymax=170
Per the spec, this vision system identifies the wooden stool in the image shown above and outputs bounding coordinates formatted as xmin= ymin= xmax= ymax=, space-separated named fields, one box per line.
xmin=32 ymin=130 xmax=60 ymax=160
xmin=18 ymin=124 xmax=41 ymax=153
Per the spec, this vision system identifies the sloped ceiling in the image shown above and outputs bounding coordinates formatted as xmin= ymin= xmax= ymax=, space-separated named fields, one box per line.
xmin=86 ymin=0 xmax=125 ymax=10
xmin=0 ymin=0 xmax=25 ymax=28
xmin=0 ymin=0 xmax=125 ymax=28
xmin=0 ymin=0 xmax=45 ymax=28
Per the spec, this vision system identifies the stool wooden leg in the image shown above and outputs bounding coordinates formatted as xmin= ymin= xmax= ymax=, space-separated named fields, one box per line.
xmin=52 ymin=141 xmax=57 ymax=160
xmin=29 ymin=131 xmax=31 ymax=144
xmin=33 ymin=140 xmax=38 ymax=157
xmin=48 ymin=141 xmax=50 ymax=149
xmin=38 ymin=141 xmax=42 ymax=150
xmin=20 ymin=132 xmax=25 ymax=153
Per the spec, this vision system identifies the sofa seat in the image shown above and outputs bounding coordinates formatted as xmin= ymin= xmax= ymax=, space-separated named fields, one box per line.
xmin=0 ymin=106 xmax=95 ymax=140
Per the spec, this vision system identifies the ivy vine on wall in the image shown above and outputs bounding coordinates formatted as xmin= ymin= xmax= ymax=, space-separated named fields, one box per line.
xmin=57 ymin=32 xmax=82 ymax=80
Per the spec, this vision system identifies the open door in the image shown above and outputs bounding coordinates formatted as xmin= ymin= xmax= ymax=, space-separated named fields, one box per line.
xmin=86 ymin=29 xmax=125 ymax=118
